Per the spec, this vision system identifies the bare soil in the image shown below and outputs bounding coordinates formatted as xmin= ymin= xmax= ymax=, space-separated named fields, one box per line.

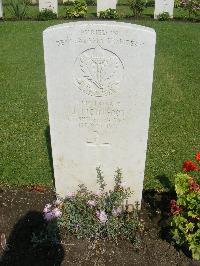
xmin=0 ymin=185 xmax=199 ymax=266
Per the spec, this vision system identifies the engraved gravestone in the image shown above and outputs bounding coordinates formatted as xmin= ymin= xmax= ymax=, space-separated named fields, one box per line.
xmin=0 ymin=0 xmax=3 ymax=18
xmin=97 ymin=0 xmax=117 ymax=16
xmin=39 ymin=0 xmax=58 ymax=14
xmin=43 ymin=21 xmax=156 ymax=204
xmin=154 ymin=0 xmax=174 ymax=19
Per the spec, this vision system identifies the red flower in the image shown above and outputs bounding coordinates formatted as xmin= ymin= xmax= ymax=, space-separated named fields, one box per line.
xmin=195 ymin=152 xmax=200 ymax=162
xmin=182 ymin=161 xmax=198 ymax=172
xmin=188 ymin=178 xmax=200 ymax=192
xmin=170 ymin=200 xmax=182 ymax=215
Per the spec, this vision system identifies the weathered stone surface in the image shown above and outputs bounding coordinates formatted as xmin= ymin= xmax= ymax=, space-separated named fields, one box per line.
xmin=97 ymin=0 xmax=117 ymax=15
xmin=43 ymin=21 xmax=156 ymax=204
xmin=154 ymin=0 xmax=174 ymax=19
xmin=39 ymin=0 xmax=58 ymax=14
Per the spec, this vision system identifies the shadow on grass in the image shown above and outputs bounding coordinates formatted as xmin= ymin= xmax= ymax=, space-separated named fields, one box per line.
xmin=0 ymin=211 xmax=64 ymax=266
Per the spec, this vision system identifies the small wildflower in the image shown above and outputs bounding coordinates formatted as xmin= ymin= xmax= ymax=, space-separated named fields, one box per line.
xmin=43 ymin=204 xmax=51 ymax=213
xmin=87 ymin=200 xmax=97 ymax=207
xmin=96 ymin=210 xmax=108 ymax=224
xmin=44 ymin=211 xmax=53 ymax=221
xmin=182 ymin=161 xmax=198 ymax=172
xmin=195 ymin=152 xmax=200 ymax=162
xmin=118 ymin=181 xmax=127 ymax=189
xmin=170 ymin=199 xmax=182 ymax=215
xmin=66 ymin=192 xmax=76 ymax=198
xmin=93 ymin=190 xmax=102 ymax=197
xmin=52 ymin=207 xmax=62 ymax=218
xmin=112 ymin=207 xmax=122 ymax=217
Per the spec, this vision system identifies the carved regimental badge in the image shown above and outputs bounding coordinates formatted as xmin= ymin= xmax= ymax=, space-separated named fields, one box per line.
xmin=74 ymin=45 xmax=124 ymax=97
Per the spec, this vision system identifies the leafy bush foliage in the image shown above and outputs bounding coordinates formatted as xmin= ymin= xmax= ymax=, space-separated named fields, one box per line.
xmin=174 ymin=0 xmax=181 ymax=8
xmin=99 ymin=8 xmax=119 ymax=19
xmin=63 ymin=0 xmax=74 ymax=6
xmin=33 ymin=168 xmax=142 ymax=246
xmin=7 ymin=0 xmax=30 ymax=20
xmin=170 ymin=152 xmax=200 ymax=260
xmin=37 ymin=9 xmax=57 ymax=20
xmin=180 ymin=0 xmax=200 ymax=18
xmin=157 ymin=12 xmax=170 ymax=20
xmin=145 ymin=0 xmax=154 ymax=7
xmin=65 ymin=0 xmax=87 ymax=18
xmin=129 ymin=0 xmax=145 ymax=17
xmin=85 ymin=0 xmax=95 ymax=6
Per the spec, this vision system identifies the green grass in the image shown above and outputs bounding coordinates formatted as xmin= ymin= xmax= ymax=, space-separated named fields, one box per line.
xmin=0 ymin=20 xmax=199 ymax=191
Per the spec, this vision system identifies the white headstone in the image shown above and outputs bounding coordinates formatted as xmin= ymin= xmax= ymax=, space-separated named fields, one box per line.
xmin=43 ymin=21 xmax=156 ymax=204
xmin=39 ymin=0 xmax=58 ymax=14
xmin=0 ymin=0 xmax=3 ymax=18
xmin=97 ymin=0 xmax=117 ymax=16
xmin=154 ymin=0 xmax=174 ymax=19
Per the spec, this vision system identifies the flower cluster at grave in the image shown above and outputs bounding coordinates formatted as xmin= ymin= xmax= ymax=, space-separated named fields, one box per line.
xmin=170 ymin=152 xmax=200 ymax=261
xmin=36 ymin=168 xmax=142 ymax=247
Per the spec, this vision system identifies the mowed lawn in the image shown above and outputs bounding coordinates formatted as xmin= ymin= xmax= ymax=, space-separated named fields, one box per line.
xmin=0 ymin=20 xmax=199 ymax=191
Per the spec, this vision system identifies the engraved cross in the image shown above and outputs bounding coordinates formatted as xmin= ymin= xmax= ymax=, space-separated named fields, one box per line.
xmin=86 ymin=131 xmax=111 ymax=148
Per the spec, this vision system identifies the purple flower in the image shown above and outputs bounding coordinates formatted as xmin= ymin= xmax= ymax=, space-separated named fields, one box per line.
xmin=112 ymin=207 xmax=122 ymax=217
xmin=52 ymin=207 xmax=62 ymax=218
xmin=43 ymin=204 xmax=52 ymax=213
xmin=93 ymin=190 xmax=102 ymax=197
xmin=96 ymin=210 xmax=107 ymax=224
xmin=65 ymin=192 xmax=75 ymax=199
xmin=44 ymin=211 xmax=53 ymax=221
xmin=87 ymin=200 xmax=97 ymax=207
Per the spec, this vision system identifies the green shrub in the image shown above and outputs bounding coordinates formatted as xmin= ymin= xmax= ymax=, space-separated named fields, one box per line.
xmin=7 ymin=0 xmax=30 ymax=20
xmin=63 ymin=0 xmax=74 ymax=6
xmin=170 ymin=152 xmax=200 ymax=261
xmin=180 ymin=0 xmax=200 ymax=19
xmin=37 ymin=9 xmax=57 ymax=21
xmin=174 ymin=0 xmax=181 ymax=8
xmin=145 ymin=0 xmax=154 ymax=7
xmin=99 ymin=8 xmax=119 ymax=19
xmin=157 ymin=12 xmax=170 ymax=21
xmin=129 ymin=0 xmax=145 ymax=17
xmin=65 ymin=0 xmax=87 ymax=18
xmin=86 ymin=0 xmax=95 ymax=6
xmin=33 ymin=168 xmax=142 ymax=246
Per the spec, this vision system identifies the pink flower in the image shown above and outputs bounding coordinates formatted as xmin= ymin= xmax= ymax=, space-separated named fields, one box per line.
xmin=52 ymin=208 xmax=62 ymax=218
xmin=66 ymin=192 xmax=75 ymax=198
xmin=87 ymin=200 xmax=97 ymax=207
xmin=44 ymin=211 xmax=53 ymax=221
xmin=118 ymin=181 xmax=127 ymax=189
xmin=43 ymin=204 xmax=51 ymax=213
xmin=96 ymin=210 xmax=107 ymax=224
xmin=93 ymin=190 xmax=102 ymax=196
xmin=112 ymin=207 xmax=122 ymax=217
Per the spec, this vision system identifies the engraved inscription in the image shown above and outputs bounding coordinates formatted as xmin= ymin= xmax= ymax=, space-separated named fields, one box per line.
xmin=66 ymin=100 xmax=125 ymax=130
xmin=74 ymin=45 xmax=124 ymax=97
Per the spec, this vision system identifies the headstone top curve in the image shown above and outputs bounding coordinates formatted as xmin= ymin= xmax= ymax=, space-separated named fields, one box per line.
xmin=43 ymin=21 xmax=156 ymax=36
